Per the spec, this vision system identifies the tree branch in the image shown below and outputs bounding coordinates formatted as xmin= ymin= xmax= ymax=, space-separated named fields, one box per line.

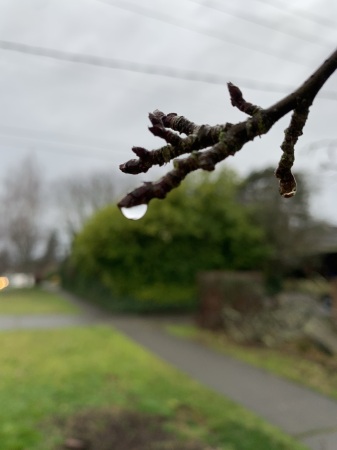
xmin=118 ymin=48 xmax=337 ymax=210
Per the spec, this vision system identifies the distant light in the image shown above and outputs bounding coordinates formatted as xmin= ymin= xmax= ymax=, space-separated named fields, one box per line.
xmin=0 ymin=277 xmax=9 ymax=290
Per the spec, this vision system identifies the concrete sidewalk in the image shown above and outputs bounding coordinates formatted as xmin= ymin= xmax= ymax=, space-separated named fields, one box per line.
xmin=0 ymin=314 xmax=107 ymax=330
xmin=0 ymin=288 xmax=109 ymax=331
xmin=108 ymin=315 xmax=337 ymax=450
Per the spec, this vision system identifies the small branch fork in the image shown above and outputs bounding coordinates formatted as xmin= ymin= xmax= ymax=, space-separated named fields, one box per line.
xmin=118 ymin=48 xmax=337 ymax=210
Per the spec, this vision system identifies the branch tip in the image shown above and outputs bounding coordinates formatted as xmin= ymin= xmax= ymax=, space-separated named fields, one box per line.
xmin=227 ymin=82 xmax=262 ymax=116
xmin=132 ymin=146 xmax=149 ymax=158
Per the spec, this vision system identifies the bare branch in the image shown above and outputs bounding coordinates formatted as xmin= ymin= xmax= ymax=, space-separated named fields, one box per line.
xmin=118 ymin=48 xmax=337 ymax=210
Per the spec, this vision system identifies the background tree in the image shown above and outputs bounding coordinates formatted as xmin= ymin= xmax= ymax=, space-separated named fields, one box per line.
xmin=238 ymin=167 xmax=326 ymax=290
xmin=1 ymin=156 xmax=43 ymax=270
xmin=54 ymin=170 xmax=117 ymax=240
xmin=34 ymin=230 xmax=60 ymax=281
xmin=0 ymin=247 xmax=11 ymax=273
xmin=69 ymin=168 xmax=269 ymax=312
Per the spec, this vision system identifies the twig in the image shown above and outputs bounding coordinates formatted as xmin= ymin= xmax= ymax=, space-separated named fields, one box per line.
xmin=118 ymin=48 xmax=337 ymax=210
xmin=275 ymin=103 xmax=310 ymax=197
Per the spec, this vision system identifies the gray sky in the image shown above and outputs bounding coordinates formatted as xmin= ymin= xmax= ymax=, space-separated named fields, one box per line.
xmin=0 ymin=0 xmax=336 ymax=222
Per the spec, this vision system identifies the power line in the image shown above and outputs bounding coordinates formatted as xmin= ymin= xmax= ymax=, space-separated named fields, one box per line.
xmin=253 ymin=0 xmax=337 ymax=30
xmin=0 ymin=127 xmax=120 ymax=161
xmin=0 ymin=124 xmax=117 ymax=151
xmin=2 ymin=39 xmax=336 ymax=100
xmin=188 ymin=0 xmax=334 ymax=48
xmin=0 ymin=140 xmax=117 ymax=162
xmin=96 ymin=0 xmax=315 ymax=68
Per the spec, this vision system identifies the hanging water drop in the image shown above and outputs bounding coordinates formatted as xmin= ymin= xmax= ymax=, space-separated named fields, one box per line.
xmin=121 ymin=204 xmax=148 ymax=220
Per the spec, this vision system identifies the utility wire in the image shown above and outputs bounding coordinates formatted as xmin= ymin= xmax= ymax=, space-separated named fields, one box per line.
xmin=96 ymin=0 xmax=316 ymax=68
xmin=0 ymin=127 xmax=120 ymax=161
xmin=253 ymin=0 xmax=337 ymax=29
xmin=2 ymin=40 xmax=336 ymax=100
xmin=188 ymin=0 xmax=334 ymax=48
xmin=0 ymin=124 xmax=117 ymax=151
xmin=0 ymin=139 xmax=118 ymax=161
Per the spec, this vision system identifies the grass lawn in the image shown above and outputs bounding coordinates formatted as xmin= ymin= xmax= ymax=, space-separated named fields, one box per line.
xmin=0 ymin=326 xmax=307 ymax=450
xmin=167 ymin=324 xmax=337 ymax=401
xmin=0 ymin=288 xmax=79 ymax=315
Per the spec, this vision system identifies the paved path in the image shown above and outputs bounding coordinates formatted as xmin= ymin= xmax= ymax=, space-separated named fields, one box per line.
xmin=0 ymin=289 xmax=109 ymax=331
xmin=2 ymin=288 xmax=337 ymax=449
xmin=108 ymin=315 xmax=337 ymax=450
xmin=0 ymin=314 xmax=109 ymax=330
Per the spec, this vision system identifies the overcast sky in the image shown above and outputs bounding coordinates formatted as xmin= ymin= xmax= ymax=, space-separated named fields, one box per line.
xmin=0 ymin=0 xmax=336 ymax=223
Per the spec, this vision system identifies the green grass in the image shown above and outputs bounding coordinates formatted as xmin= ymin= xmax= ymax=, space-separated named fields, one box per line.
xmin=0 ymin=288 xmax=79 ymax=315
xmin=0 ymin=326 xmax=307 ymax=450
xmin=167 ymin=324 xmax=337 ymax=400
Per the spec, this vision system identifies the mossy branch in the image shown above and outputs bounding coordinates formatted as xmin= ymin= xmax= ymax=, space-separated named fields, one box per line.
xmin=118 ymin=48 xmax=337 ymax=210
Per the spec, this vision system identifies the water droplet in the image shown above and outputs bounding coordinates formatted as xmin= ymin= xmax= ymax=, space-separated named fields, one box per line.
xmin=121 ymin=204 xmax=148 ymax=220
